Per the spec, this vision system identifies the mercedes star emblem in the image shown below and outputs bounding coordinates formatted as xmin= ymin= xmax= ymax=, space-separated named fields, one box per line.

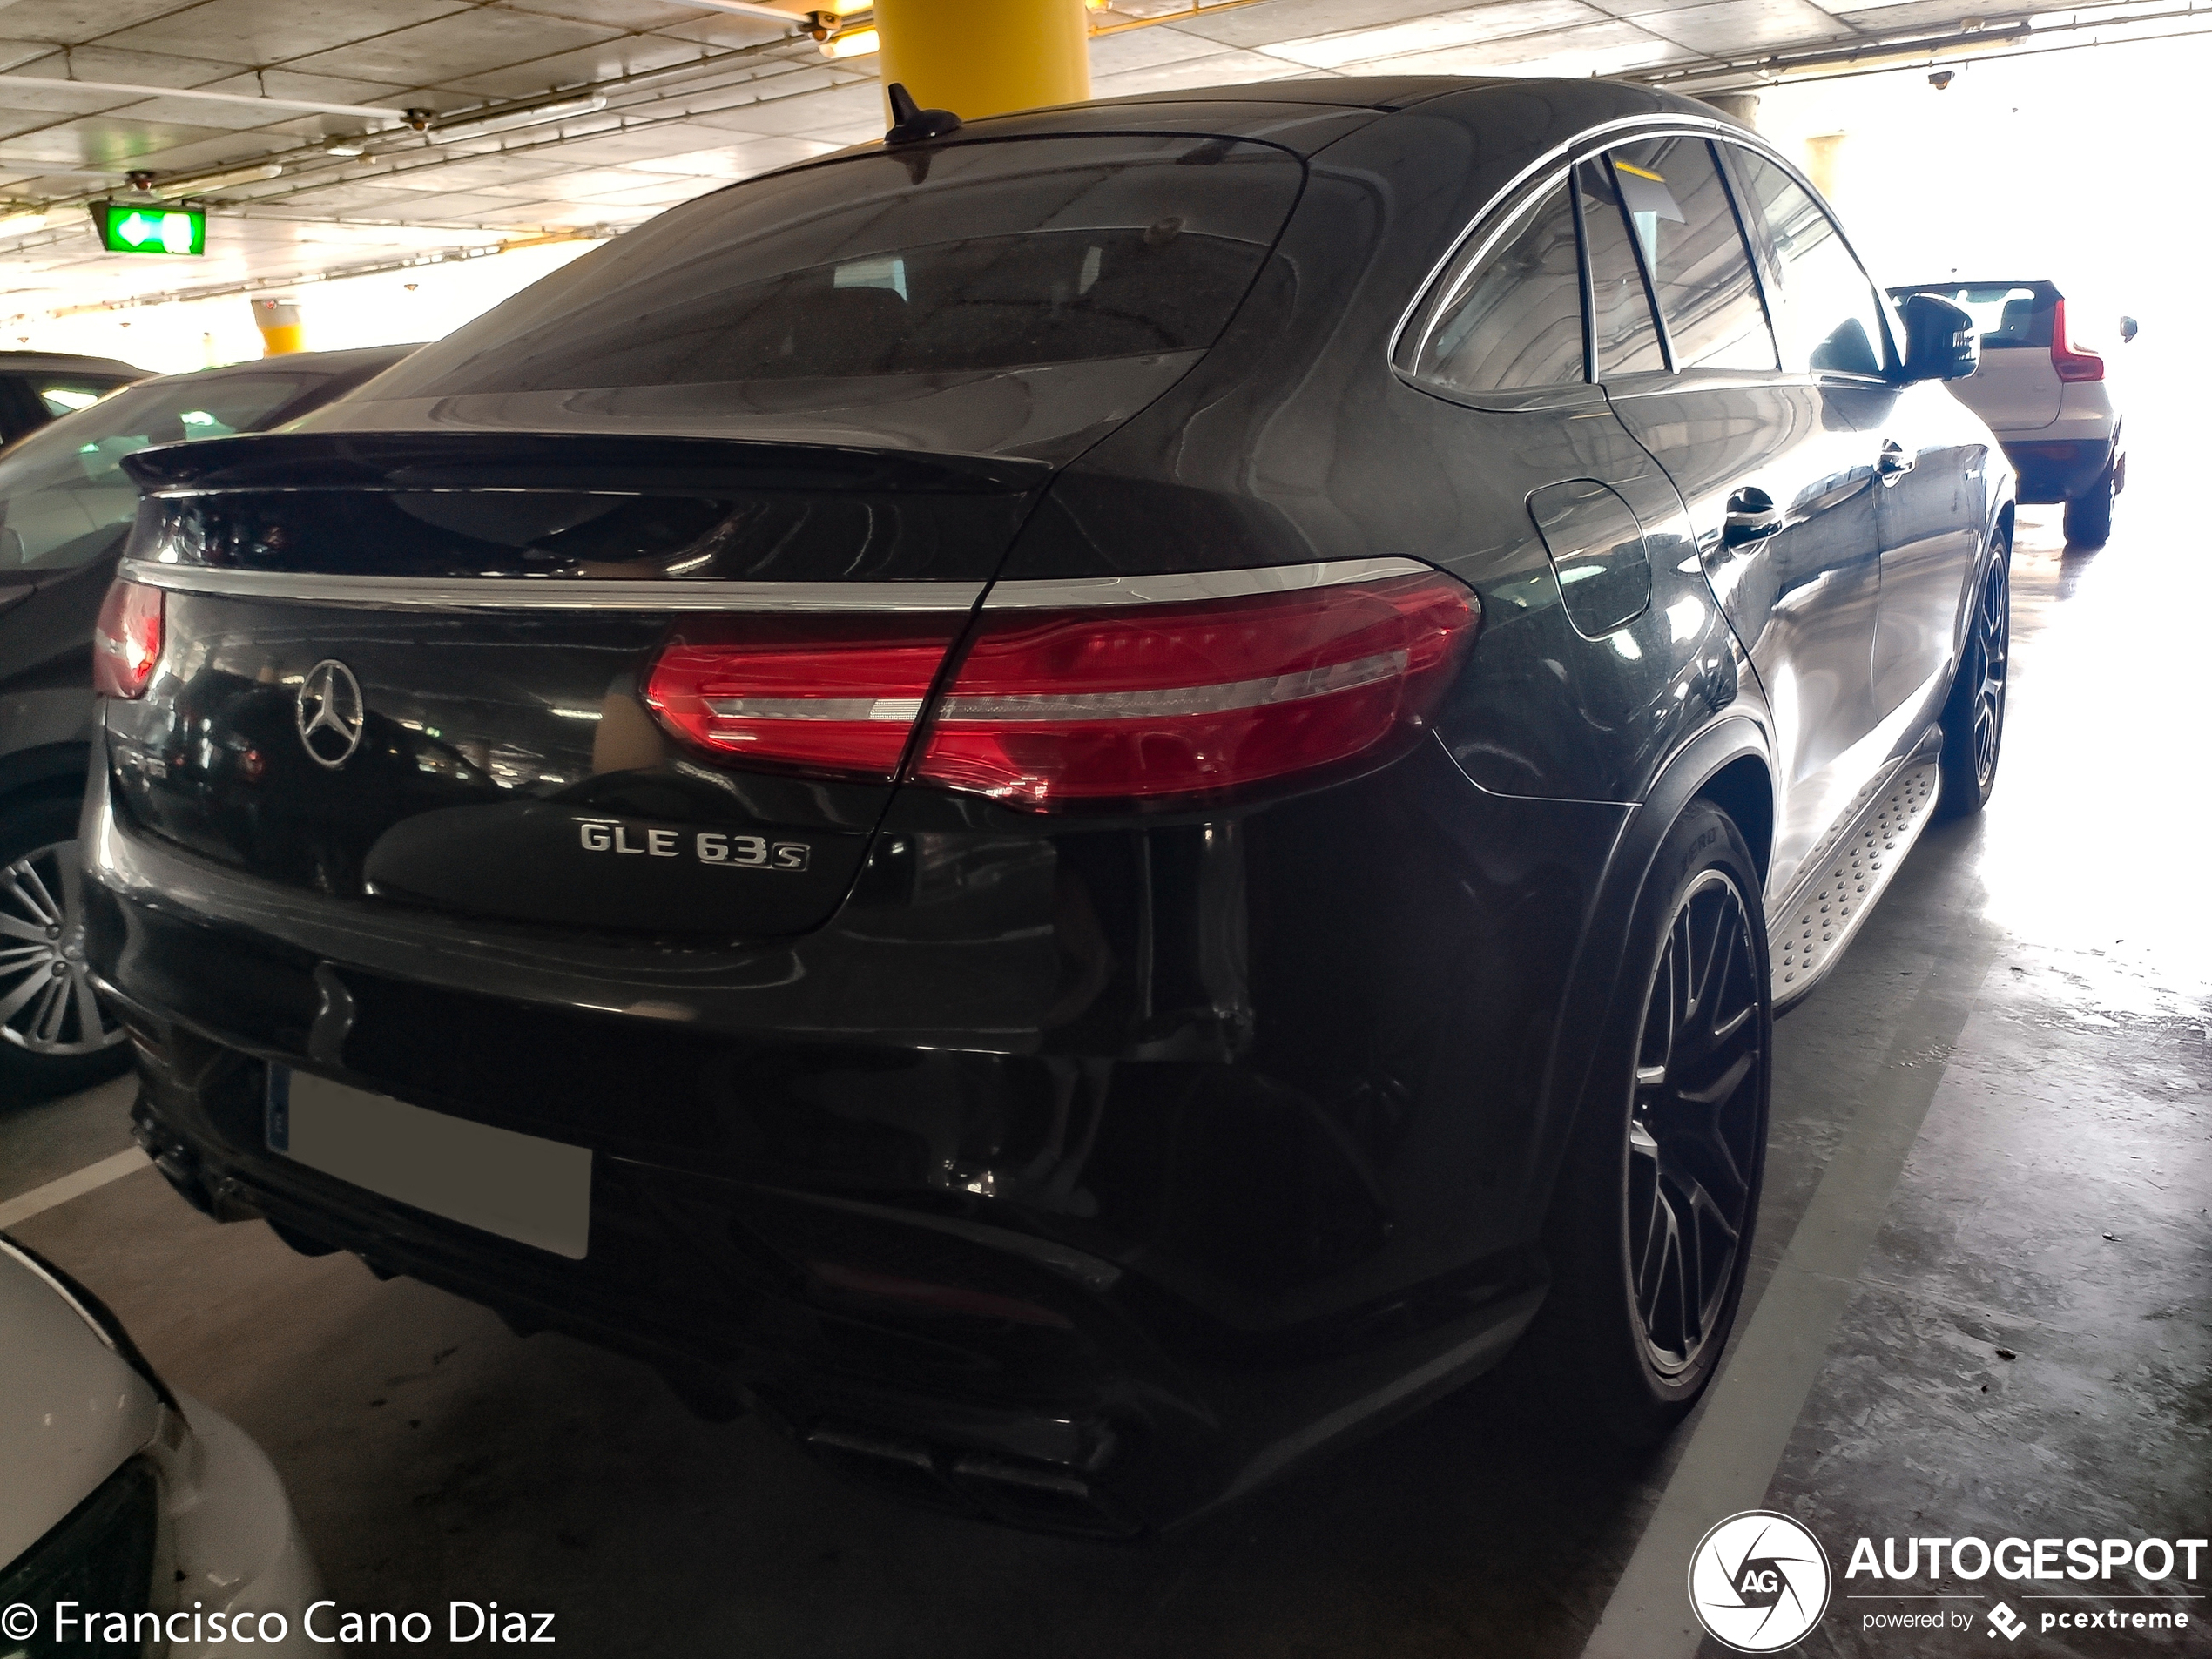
xmin=296 ymin=659 xmax=367 ymax=769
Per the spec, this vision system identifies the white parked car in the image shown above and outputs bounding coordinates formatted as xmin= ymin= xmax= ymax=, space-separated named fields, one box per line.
xmin=1890 ymin=278 xmax=2129 ymax=544
xmin=0 ymin=1232 xmax=320 ymax=1657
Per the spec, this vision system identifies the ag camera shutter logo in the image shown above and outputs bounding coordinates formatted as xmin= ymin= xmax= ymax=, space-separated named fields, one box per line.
xmin=1688 ymin=1510 xmax=1833 ymax=1652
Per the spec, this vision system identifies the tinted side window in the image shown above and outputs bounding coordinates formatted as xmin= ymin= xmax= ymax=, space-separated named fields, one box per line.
xmin=33 ymin=376 xmax=131 ymax=418
xmin=1405 ymin=179 xmax=1585 ymax=394
xmin=1896 ymin=283 xmax=2051 ymax=349
xmin=1729 ymin=150 xmax=1890 ymax=378
xmin=0 ymin=373 xmax=321 ymax=572
xmin=1575 ymin=160 xmax=1664 ymax=379
xmin=1603 ymin=138 xmax=1775 ymax=373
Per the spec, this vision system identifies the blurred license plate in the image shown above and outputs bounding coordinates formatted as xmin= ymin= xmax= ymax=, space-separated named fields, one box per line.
xmin=266 ymin=1066 xmax=590 ymax=1259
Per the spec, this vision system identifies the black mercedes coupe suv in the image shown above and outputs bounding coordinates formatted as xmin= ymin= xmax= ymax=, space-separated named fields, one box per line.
xmin=84 ymin=78 xmax=2007 ymax=1534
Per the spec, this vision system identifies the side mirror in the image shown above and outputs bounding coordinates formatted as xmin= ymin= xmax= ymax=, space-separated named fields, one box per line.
xmin=2119 ymin=314 xmax=2139 ymax=342
xmin=1897 ymin=293 xmax=1979 ymax=382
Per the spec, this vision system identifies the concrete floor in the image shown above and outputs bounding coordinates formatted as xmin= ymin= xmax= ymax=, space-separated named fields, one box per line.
xmin=6 ymin=443 xmax=2206 ymax=1657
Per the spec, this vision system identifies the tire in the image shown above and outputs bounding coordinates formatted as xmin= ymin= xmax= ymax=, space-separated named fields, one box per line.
xmin=2063 ymin=464 xmax=2114 ymax=546
xmin=0 ymin=792 xmax=132 ymax=1106
xmin=1937 ymin=540 xmax=2011 ymax=819
xmin=1520 ymin=800 xmax=1772 ymax=1445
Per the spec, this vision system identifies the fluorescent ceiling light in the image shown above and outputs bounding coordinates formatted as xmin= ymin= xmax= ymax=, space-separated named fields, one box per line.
xmin=0 ymin=211 xmax=47 ymax=236
xmin=428 ymin=94 xmax=608 ymax=145
xmin=820 ymin=26 xmax=880 ymax=57
xmin=0 ymin=73 xmax=406 ymax=119
xmin=153 ymin=161 xmax=283 ymax=196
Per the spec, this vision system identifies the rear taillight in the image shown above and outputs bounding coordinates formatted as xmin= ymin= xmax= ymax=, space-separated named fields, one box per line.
xmin=914 ymin=570 xmax=1479 ymax=809
xmin=2050 ymin=298 xmax=2104 ymax=382
xmin=642 ymin=612 xmax=961 ymax=780
xmin=92 ymin=580 xmax=164 ymax=698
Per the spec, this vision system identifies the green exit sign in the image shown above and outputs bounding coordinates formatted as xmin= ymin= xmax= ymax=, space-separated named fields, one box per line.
xmin=90 ymin=200 xmax=206 ymax=255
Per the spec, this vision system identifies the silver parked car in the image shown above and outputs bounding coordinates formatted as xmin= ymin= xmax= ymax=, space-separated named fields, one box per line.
xmin=1890 ymin=279 xmax=2128 ymax=544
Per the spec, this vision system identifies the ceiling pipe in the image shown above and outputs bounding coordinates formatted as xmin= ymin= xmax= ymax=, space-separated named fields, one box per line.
xmin=0 ymin=74 xmax=408 ymax=118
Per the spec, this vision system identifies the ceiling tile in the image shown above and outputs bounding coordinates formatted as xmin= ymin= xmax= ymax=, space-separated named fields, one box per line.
xmin=188 ymin=66 xmax=418 ymax=109
xmin=8 ymin=0 xmax=203 ymax=40
xmin=431 ymin=33 xmax=708 ymax=98
xmin=497 ymin=117 xmax=745 ymax=163
xmin=1173 ymin=0 xmax=1467 ymax=49
xmin=0 ymin=112 xmax=236 ymax=166
xmin=285 ymin=10 xmax=625 ymax=87
xmin=566 ymin=173 xmax=710 ymax=205
xmin=1829 ymin=0 xmax=1979 ymax=30
xmin=1089 ymin=49 xmax=1318 ymax=97
xmin=102 ymin=0 xmax=473 ymax=67
xmin=651 ymin=13 xmax=803 ymax=48
xmin=498 ymin=0 xmax=720 ymax=26
xmin=689 ymin=73 xmax=875 ymax=134
xmin=343 ymin=185 xmax=550 ymax=219
xmin=1352 ymin=17 xmax=1690 ymax=71
xmin=1262 ymin=1 xmax=1605 ymax=66
xmin=368 ymin=151 xmax=576 ymax=190
xmin=1620 ymin=0 xmax=1855 ymax=49
xmin=1088 ymin=23 xmax=1233 ymax=75
xmin=0 ymin=40 xmax=57 ymax=75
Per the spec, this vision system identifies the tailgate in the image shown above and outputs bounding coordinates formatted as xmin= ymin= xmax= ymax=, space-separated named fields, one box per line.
xmin=104 ymin=432 xmax=1037 ymax=939
xmin=1951 ymin=346 xmax=2061 ymax=432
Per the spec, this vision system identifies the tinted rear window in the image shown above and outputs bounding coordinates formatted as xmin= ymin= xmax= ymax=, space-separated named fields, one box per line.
xmin=1897 ymin=284 xmax=2053 ymax=349
xmin=368 ymin=136 xmax=1303 ymax=397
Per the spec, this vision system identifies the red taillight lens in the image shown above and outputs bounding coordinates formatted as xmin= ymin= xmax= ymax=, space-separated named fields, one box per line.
xmin=92 ymin=580 xmax=164 ymax=698
xmin=914 ymin=571 xmax=1479 ymax=809
xmin=2050 ymin=298 xmax=2104 ymax=382
xmin=642 ymin=613 xmax=961 ymax=779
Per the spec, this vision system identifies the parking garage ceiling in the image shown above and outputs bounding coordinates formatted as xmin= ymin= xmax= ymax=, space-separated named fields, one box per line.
xmin=0 ymin=0 xmax=2195 ymax=320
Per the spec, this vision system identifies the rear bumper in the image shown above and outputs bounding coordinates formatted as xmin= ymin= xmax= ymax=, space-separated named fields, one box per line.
xmin=1999 ymin=436 xmax=2116 ymax=503
xmin=84 ymin=748 xmax=1608 ymax=1529
xmin=114 ymin=1003 xmax=1541 ymax=1533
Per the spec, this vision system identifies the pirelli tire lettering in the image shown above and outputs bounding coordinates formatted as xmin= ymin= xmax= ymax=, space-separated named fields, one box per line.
xmin=575 ymin=817 xmax=811 ymax=872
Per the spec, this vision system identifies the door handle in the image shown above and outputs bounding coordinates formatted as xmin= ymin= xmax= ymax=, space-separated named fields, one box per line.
xmin=1878 ymin=440 xmax=1916 ymax=482
xmin=1722 ymin=486 xmax=1782 ymax=547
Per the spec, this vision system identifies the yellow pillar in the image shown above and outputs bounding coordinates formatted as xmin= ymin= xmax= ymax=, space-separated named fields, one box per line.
xmin=873 ymin=0 xmax=1090 ymax=125
xmin=1802 ymin=133 xmax=1847 ymax=203
xmin=251 ymin=296 xmax=303 ymax=355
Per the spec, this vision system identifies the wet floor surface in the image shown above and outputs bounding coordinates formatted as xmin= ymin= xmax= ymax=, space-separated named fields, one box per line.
xmin=5 ymin=472 xmax=2207 ymax=1657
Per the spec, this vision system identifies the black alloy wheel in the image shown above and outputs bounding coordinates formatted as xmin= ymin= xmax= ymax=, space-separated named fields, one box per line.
xmin=0 ymin=794 xmax=131 ymax=1103
xmin=1518 ymin=800 xmax=1771 ymax=1444
xmin=1938 ymin=544 xmax=2010 ymax=818
xmin=1626 ymin=868 xmax=1764 ymax=1377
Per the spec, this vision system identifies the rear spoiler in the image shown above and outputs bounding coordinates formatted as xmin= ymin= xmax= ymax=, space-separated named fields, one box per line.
xmin=120 ymin=429 xmax=1054 ymax=497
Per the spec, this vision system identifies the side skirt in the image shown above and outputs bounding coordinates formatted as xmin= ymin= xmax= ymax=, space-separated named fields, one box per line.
xmin=1769 ymin=725 xmax=1945 ymax=1011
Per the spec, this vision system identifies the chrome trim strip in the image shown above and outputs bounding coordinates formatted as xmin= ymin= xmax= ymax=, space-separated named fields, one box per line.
xmin=983 ymin=558 xmax=1434 ymax=610
xmin=119 ymin=556 xmax=1441 ymax=615
xmin=1385 ymin=113 xmax=1783 ymax=369
xmin=118 ymin=560 xmax=988 ymax=613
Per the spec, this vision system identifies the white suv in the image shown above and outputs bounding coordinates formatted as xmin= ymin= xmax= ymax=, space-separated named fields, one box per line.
xmin=1890 ymin=280 xmax=2128 ymax=545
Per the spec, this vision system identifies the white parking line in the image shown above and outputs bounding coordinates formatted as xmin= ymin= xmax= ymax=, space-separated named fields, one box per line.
xmin=0 ymin=1148 xmax=150 ymax=1231
xmin=1579 ymin=942 xmax=2004 ymax=1659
